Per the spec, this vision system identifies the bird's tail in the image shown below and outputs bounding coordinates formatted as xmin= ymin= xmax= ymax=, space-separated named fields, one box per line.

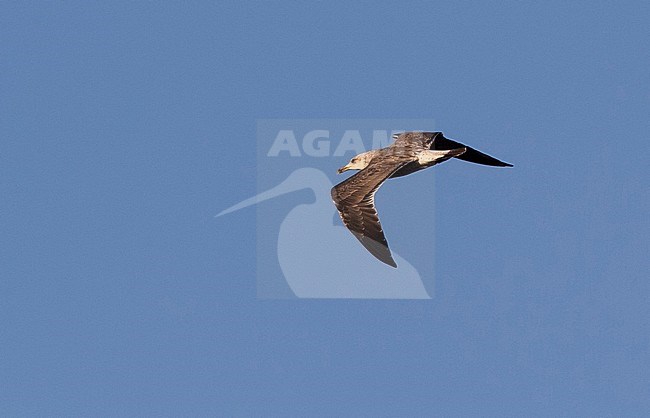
xmin=445 ymin=147 xmax=467 ymax=158
xmin=418 ymin=147 xmax=466 ymax=165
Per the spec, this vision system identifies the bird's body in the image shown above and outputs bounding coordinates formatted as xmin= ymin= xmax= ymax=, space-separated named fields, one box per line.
xmin=331 ymin=132 xmax=512 ymax=267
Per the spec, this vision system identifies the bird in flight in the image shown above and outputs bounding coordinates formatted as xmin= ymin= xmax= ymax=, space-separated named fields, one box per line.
xmin=331 ymin=132 xmax=512 ymax=267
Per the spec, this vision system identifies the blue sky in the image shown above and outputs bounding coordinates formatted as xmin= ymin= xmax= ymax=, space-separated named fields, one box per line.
xmin=2 ymin=1 xmax=649 ymax=416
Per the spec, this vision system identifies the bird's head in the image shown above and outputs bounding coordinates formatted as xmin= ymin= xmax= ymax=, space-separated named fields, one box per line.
xmin=337 ymin=150 xmax=376 ymax=174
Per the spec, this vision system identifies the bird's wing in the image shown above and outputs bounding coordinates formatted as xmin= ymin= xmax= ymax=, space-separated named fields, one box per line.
xmin=331 ymin=155 xmax=411 ymax=267
xmin=430 ymin=132 xmax=513 ymax=167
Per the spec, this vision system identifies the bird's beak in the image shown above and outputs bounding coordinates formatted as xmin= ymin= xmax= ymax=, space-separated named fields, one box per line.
xmin=337 ymin=164 xmax=351 ymax=174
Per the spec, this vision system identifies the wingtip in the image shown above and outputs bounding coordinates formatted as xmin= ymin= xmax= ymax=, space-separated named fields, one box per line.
xmin=378 ymin=254 xmax=398 ymax=268
xmin=379 ymin=257 xmax=398 ymax=268
xmin=379 ymin=250 xmax=398 ymax=268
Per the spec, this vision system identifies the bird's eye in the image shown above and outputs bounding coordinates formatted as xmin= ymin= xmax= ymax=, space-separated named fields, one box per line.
xmin=352 ymin=158 xmax=358 ymax=163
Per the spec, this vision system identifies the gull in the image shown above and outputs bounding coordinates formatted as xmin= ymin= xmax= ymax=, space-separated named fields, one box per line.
xmin=331 ymin=132 xmax=512 ymax=267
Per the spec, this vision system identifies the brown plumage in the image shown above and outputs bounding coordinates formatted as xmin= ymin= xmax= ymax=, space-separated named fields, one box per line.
xmin=331 ymin=132 xmax=512 ymax=267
